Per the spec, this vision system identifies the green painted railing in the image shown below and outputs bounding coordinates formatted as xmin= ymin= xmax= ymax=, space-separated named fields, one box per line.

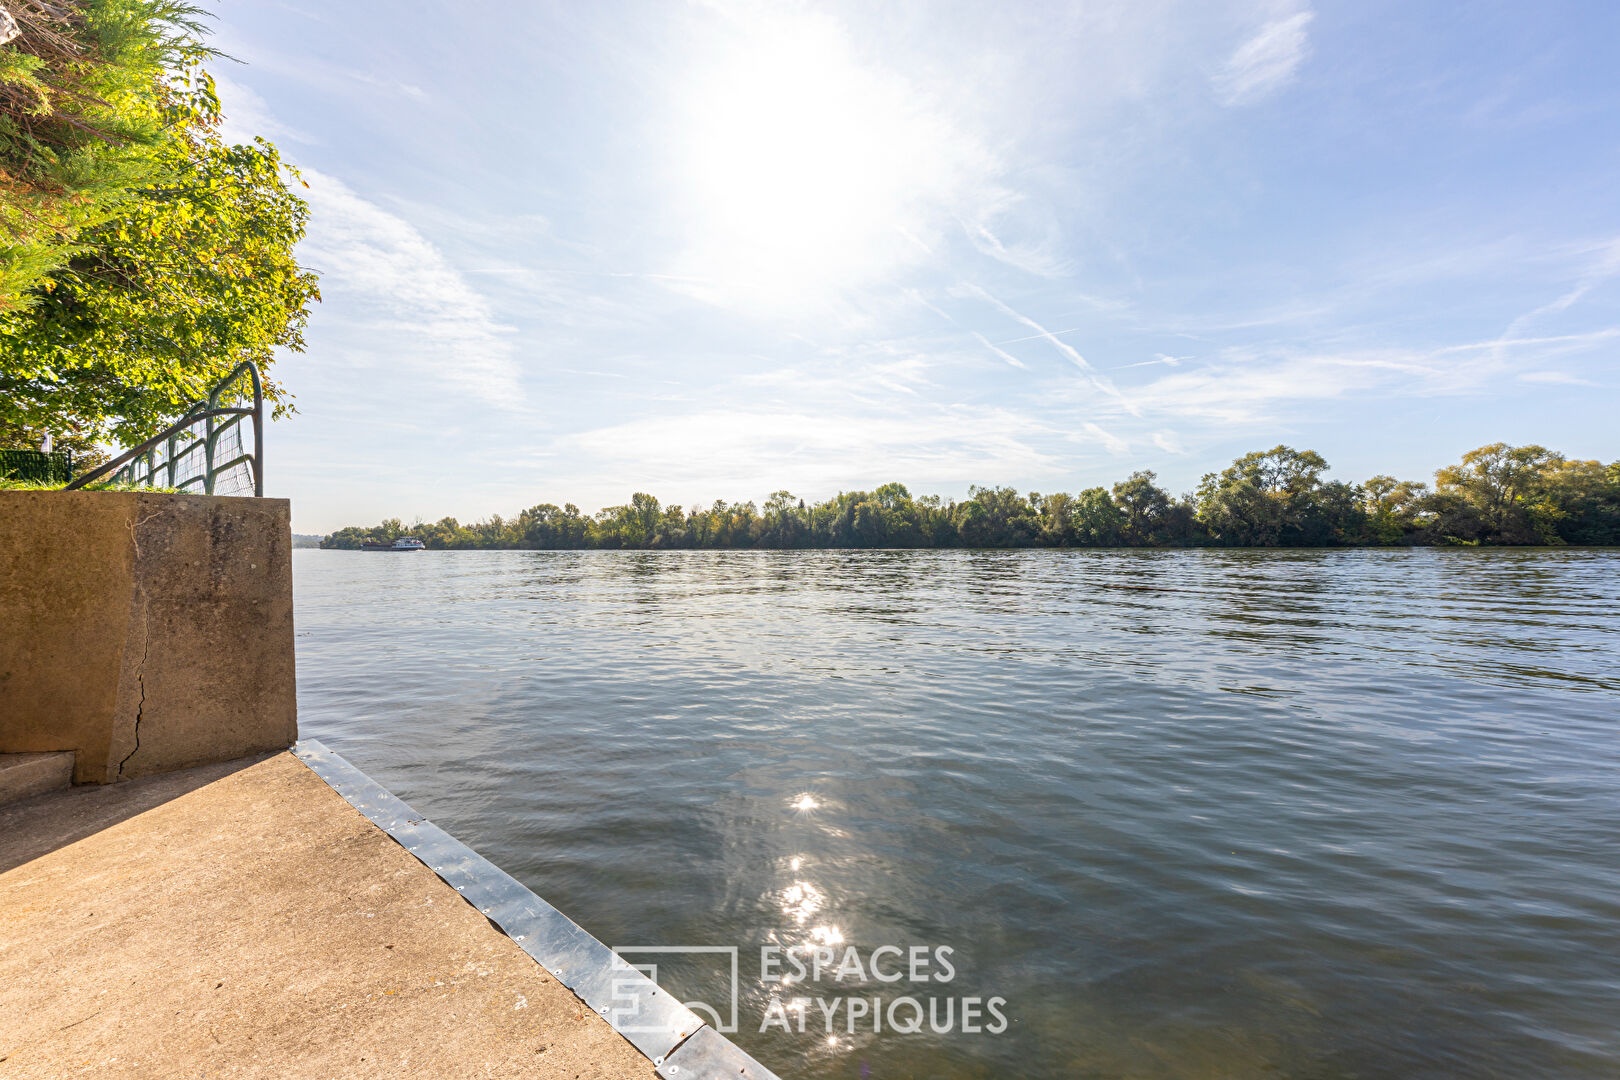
xmin=66 ymin=362 xmax=264 ymax=497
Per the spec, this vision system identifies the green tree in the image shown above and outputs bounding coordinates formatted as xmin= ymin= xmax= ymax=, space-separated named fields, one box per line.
xmin=1433 ymin=443 xmax=1562 ymax=544
xmin=314 ymin=447 xmax=1617 ymax=552
xmin=955 ymin=485 xmax=1036 ymax=547
xmin=518 ymin=503 xmax=589 ymax=548
xmin=2 ymin=89 xmax=318 ymax=450
xmin=760 ymin=489 xmax=807 ymax=547
xmin=1072 ymin=486 xmax=1124 ymax=545
xmin=1112 ymin=470 xmax=1173 ymax=545
xmin=1 ymin=0 xmax=209 ymax=308
xmin=1195 ymin=445 xmax=1360 ymax=546
xmin=1537 ymin=459 xmax=1620 ymax=545
xmin=1035 ymin=491 xmax=1077 ymax=546
xmin=1362 ymin=475 xmax=1429 ymax=545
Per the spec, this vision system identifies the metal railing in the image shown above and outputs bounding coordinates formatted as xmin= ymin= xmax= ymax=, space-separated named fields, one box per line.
xmin=66 ymin=362 xmax=264 ymax=496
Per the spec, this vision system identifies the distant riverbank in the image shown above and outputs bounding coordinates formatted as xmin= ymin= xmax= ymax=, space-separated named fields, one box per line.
xmin=320 ymin=442 xmax=1620 ymax=551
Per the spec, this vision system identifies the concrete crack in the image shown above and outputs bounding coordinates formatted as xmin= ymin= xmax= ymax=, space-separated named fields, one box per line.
xmin=128 ymin=509 xmax=162 ymax=560
xmin=58 ymin=1008 xmax=103 ymax=1032
xmin=117 ymin=599 xmax=152 ymax=780
xmin=115 ymin=505 xmax=161 ymax=781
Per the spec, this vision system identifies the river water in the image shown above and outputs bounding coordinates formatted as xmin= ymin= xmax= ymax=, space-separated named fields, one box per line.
xmin=292 ymin=548 xmax=1620 ymax=1079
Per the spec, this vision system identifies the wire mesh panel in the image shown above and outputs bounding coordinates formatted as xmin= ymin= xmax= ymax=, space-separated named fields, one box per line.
xmin=1 ymin=449 xmax=73 ymax=484
xmin=68 ymin=362 xmax=264 ymax=496
xmin=114 ymin=406 xmax=256 ymax=494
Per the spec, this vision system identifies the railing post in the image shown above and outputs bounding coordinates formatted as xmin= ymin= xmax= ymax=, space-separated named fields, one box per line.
xmin=204 ymin=411 xmax=216 ymax=495
xmin=249 ymin=364 xmax=264 ymax=497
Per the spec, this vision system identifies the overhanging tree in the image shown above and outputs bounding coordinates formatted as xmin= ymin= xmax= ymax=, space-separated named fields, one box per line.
xmin=0 ymin=0 xmax=207 ymax=307
xmin=0 ymin=2 xmax=318 ymax=454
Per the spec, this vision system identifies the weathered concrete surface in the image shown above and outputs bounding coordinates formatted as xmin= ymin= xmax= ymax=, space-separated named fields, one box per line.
xmin=0 ymin=490 xmax=296 ymax=783
xmin=0 ymin=752 xmax=653 ymax=1079
xmin=0 ymin=752 xmax=73 ymax=807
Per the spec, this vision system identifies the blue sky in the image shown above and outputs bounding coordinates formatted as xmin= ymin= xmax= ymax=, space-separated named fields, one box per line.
xmin=211 ymin=1 xmax=1620 ymax=533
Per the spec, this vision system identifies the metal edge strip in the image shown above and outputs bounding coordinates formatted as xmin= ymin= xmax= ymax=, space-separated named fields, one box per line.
xmin=291 ymin=739 xmax=778 ymax=1074
xmin=657 ymin=1024 xmax=780 ymax=1080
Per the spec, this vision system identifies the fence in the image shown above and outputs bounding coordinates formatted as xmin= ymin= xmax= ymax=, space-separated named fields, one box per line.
xmin=66 ymin=362 xmax=264 ymax=497
xmin=1 ymin=449 xmax=73 ymax=485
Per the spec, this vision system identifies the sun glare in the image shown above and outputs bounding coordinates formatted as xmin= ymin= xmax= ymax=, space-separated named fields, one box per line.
xmin=671 ymin=8 xmax=980 ymax=312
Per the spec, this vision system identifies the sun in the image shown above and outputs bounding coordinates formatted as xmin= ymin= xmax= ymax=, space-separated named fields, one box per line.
xmin=667 ymin=6 xmax=980 ymax=314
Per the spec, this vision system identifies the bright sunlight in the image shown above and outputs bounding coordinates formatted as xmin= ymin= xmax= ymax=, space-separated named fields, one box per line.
xmin=668 ymin=5 xmax=986 ymax=314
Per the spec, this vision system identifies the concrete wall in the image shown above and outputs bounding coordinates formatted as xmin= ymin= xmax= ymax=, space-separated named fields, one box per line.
xmin=0 ymin=491 xmax=296 ymax=783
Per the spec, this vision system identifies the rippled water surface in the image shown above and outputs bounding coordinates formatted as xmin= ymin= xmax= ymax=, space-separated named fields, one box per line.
xmin=293 ymin=548 xmax=1620 ymax=1079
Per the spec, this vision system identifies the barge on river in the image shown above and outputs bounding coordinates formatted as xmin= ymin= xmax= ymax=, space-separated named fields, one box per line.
xmin=361 ymin=536 xmax=425 ymax=551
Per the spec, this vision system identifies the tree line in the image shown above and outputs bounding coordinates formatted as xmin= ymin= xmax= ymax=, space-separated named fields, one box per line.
xmin=320 ymin=443 xmax=1620 ymax=551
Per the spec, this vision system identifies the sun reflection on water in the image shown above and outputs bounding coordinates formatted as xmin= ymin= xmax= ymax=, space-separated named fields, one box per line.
xmin=780 ymin=879 xmax=824 ymax=924
xmin=809 ymin=924 xmax=843 ymax=946
xmin=759 ymin=787 xmax=862 ymax=1060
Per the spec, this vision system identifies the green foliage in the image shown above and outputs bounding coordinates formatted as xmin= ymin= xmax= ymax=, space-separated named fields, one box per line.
xmin=0 ymin=445 xmax=71 ymax=481
xmin=1071 ymin=487 xmax=1125 ymax=545
xmin=1433 ymin=443 xmax=1562 ymax=544
xmin=1195 ymin=446 xmax=1362 ymax=546
xmin=1362 ymin=475 xmax=1429 ymax=545
xmin=1 ymin=1 xmax=212 ymax=306
xmin=1426 ymin=444 xmax=1620 ymax=546
xmin=319 ymin=443 xmax=1620 ymax=551
xmin=1 ymin=5 xmax=319 ymax=451
xmin=0 ymin=474 xmax=172 ymax=490
xmin=1537 ymin=458 xmax=1620 ymax=545
xmin=1 ymin=96 xmax=318 ymax=446
xmin=1112 ymin=470 xmax=1194 ymax=546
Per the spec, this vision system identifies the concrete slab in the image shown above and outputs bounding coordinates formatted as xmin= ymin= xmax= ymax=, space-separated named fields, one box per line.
xmin=0 ymin=490 xmax=297 ymax=784
xmin=0 ymin=752 xmax=73 ymax=807
xmin=0 ymin=751 xmax=653 ymax=1079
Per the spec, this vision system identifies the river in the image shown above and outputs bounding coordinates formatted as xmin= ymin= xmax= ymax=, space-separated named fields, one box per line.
xmin=293 ymin=547 xmax=1620 ymax=1079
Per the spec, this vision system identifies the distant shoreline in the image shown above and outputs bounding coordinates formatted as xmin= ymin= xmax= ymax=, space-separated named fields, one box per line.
xmin=303 ymin=543 xmax=1618 ymax=553
xmin=316 ymin=442 xmax=1620 ymax=552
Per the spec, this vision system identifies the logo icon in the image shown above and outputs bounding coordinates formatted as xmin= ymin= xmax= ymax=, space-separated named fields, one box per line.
xmin=612 ymin=945 xmax=740 ymax=1033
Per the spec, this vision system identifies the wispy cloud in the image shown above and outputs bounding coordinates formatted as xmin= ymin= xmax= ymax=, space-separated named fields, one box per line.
xmin=212 ymin=70 xmax=318 ymax=146
xmin=1129 ymin=328 xmax=1620 ymax=425
xmin=565 ymin=405 xmax=1062 ymax=504
xmin=1080 ymin=421 xmax=1129 ymax=455
xmin=957 ymin=284 xmax=1136 ymax=412
xmin=971 ymin=331 xmax=1029 ymax=369
xmin=1212 ymin=10 xmax=1314 ymax=107
xmin=1518 ymin=371 xmax=1596 ymax=386
xmin=963 ymin=191 xmax=1071 ymax=277
xmin=1132 ymin=348 xmax=1429 ymax=424
xmin=346 ymin=70 xmax=427 ymax=101
xmin=298 ymin=169 xmax=522 ymax=405
xmin=1113 ymin=354 xmax=1186 ymax=370
xmin=1152 ymin=431 xmax=1186 ymax=454
xmin=993 ymin=328 xmax=1084 ymax=346
xmin=1501 ymin=235 xmax=1620 ymax=342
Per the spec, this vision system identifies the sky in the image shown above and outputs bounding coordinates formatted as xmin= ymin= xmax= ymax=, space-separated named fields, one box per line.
xmin=208 ymin=1 xmax=1620 ymax=534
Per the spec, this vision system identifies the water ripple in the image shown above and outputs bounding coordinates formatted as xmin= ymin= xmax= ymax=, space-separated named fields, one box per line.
xmin=295 ymin=548 xmax=1620 ymax=1079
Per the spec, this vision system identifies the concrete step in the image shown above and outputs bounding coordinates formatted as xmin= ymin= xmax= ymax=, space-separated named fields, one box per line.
xmin=0 ymin=752 xmax=75 ymax=807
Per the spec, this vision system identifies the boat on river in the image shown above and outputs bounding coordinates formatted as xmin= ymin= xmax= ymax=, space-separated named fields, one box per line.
xmin=361 ymin=537 xmax=426 ymax=551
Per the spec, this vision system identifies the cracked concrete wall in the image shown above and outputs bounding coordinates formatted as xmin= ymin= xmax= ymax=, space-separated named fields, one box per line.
xmin=0 ymin=491 xmax=296 ymax=783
